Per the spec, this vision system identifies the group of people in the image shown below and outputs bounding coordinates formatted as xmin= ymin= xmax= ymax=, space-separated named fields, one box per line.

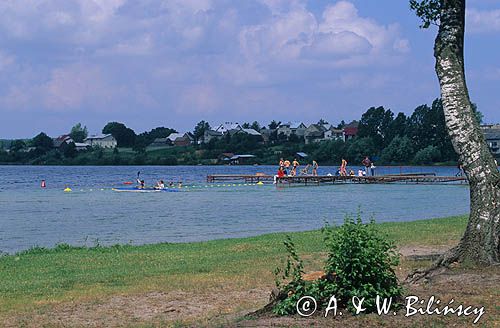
xmin=274 ymin=156 xmax=376 ymax=181
xmin=274 ymin=158 xmax=319 ymax=183
xmin=136 ymin=179 xmax=182 ymax=189
xmin=279 ymin=158 xmax=319 ymax=176
xmin=336 ymin=156 xmax=376 ymax=177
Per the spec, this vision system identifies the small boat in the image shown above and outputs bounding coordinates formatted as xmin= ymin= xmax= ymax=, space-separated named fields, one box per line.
xmin=112 ymin=187 xmax=180 ymax=193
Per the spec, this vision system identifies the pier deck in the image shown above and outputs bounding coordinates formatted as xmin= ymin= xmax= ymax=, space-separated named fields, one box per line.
xmin=206 ymin=173 xmax=467 ymax=185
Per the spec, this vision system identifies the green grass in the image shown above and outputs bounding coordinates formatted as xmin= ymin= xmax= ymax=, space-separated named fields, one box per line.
xmin=0 ymin=216 xmax=467 ymax=314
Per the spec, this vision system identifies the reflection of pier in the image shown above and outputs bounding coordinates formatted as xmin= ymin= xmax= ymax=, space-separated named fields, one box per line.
xmin=206 ymin=173 xmax=467 ymax=185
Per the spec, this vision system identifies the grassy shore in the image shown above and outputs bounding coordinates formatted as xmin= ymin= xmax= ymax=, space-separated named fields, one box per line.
xmin=0 ymin=216 xmax=468 ymax=316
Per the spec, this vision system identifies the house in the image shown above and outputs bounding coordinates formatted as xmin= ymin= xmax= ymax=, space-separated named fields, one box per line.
xmin=84 ymin=134 xmax=117 ymax=148
xmin=259 ymin=128 xmax=275 ymax=143
xmin=484 ymin=129 xmax=500 ymax=155
xmin=149 ymin=137 xmax=169 ymax=148
xmin=218 ymin=152 xmax=235 ymax=162
xmin=74 ymin=143 xmax=90 ymax=151
xmin=296 ymin=152 xmax=308 ymax=159
xmin=304 ymin=124 xmax=327 ymax=144
xmin=53 ymin=134 xmax=90 ymax=151
xmin=241 ymin=128 xmax=262 ymax=137
xmin=52 ymin=134 xmax=73 ymax=148
xmin=342 ymin=121 xmax=359 ymax=141
xmin=324 ymin=127 xmax=344 ymax=141
xmin=277 ymin=122 xmax=307 ymax=139
xmin=214 ymin=122 xmax=242 ymax=135
xmin=167 ymin=132 xmax=194 ymax=146
xmin=235 ymin=128 xmax=263 ymax=142
xmin=203 ymin=130 xmax=223 ymax=143
xmin=228 ymin=154 xmax=256 ymax=165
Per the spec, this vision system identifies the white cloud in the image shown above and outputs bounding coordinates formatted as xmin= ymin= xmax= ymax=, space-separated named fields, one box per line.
xmin=239 ymin=7 xmax=316 ymax=62
xmin=239 ymin=0 xmax=409 ymax=68
xmin=41 ymin=64 xmax=112 ymax=110
xmin=467 ymin=8 xmax=500 ymax=33
xmin=317 ymin=1 xmax=408 ymax=57
xmin=178 ymin=84 xmax=220 ymax=114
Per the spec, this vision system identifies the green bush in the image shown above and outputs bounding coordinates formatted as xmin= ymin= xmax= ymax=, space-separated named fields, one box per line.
xmin=413 ymin=145 xmax=441 ymax=164
xmin=273 ymin=214 xmax=404 ymax=315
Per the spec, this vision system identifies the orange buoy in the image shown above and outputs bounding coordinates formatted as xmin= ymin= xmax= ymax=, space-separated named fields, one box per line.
xmin=123 ymin=181 xmax=133 ymax=185
xmin=41 ymin=180 xmax=46 ymax=188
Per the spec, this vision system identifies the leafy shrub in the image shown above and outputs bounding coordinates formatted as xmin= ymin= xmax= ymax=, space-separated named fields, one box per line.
xmin=380 ymin=136 xmax=415 ymax=164
xmin=413 ymin=145 xmax=441 ymax=164
xmin=273 ymin=214 xmax=404 ymax=315
xmin=323 ymin=215 xmax=403 ymax=312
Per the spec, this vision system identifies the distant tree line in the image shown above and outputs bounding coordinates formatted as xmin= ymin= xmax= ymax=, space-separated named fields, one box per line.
xmin=0 ymin=98 xmax=485 ymax=165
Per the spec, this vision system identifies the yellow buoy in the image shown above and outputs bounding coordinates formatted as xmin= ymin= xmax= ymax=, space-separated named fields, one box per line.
xmin=64 ymin=187 xmax=72 ymax=192
xmin=257 ymin=181 xmax=264 ymax=185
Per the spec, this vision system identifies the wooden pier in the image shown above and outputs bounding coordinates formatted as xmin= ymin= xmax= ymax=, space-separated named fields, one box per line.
xmin=207 ymin=174 xmax=274 ymax=183
xmin=206 ymin=173 xmax=467 ymax=185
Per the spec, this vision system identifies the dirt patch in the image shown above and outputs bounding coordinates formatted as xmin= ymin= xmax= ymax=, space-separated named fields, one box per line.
xmin=2 ymin=288 xmax=269 ymax=328
xmin=398 ymin=245 xmax=451 ymax=261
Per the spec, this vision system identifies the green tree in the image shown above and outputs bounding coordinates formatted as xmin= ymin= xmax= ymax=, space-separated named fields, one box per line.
xmin=386 ymin=112 xmax=408 ymax=142
xmin=312 ymin=139 xmax=346 ymax=163
xmin=62 ymin=141 xmax=77 ymax=158
xmin=268 ymin=120 xmax=281 ymax=129
xmin=407 ymin=99 xmax=455 ymax=161
xmin=32 ymin=132 xmax=53 ymax=154
xmin=102 ymin=122 xmax=136 ymax=147
xmin=9 ymin=140 xmax=26 ymax=152
xmin=381 ymin=136 xmax=415 ymax=164
xmin=357 ymin=106 xmax=394 ymax=151
xmin=250 ymin=121 xmax=261 ymax=131
xmin=135 ymin=126 xmax=177 ymax=148
xmin=346 ymin=137 xmax=376 ymax=164
xmin=472 ymin=103 xmax=483 ymax=125
xmin=413 ymin=145 xmax=441 ymax=164
xmin=193 ymin=120 xmax=210 ymax=144
xmin=69 ymin=123 xmax=88 ymax=143
xmin=409 ymin=0 xmax=499 ymax=273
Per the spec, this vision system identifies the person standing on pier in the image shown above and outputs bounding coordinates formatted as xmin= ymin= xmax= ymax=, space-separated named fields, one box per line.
xmin=340 ymin=158 xmax=347 ymax=176
xmin=291 ymin=158 xmax=300 ymax=176
xmin=370 ymin=162 xmax=376 ymax=176
xmin=284 ymin=159 xmax=291 ymax=175
xmin=312 ymin=160 xmax=319 ymax=176
xmin=362 ymin=156 xmax=372 ymax=176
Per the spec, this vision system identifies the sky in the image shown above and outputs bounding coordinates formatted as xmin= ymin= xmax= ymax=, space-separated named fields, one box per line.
xmin=0 ymin=0 xmax=499 ymax=138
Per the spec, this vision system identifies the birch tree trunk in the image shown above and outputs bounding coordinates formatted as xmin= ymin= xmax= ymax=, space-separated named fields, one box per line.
xmin=431 ymin=0 xmax=499 ymax=266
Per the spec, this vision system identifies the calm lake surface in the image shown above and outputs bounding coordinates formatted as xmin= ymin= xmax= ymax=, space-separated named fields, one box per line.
xmin=0 ymin=165 xmax=470 ymax=254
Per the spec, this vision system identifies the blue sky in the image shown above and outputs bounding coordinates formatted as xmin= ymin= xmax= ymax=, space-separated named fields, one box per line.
xmin=0 ymin=0 xmax=499 ymax=138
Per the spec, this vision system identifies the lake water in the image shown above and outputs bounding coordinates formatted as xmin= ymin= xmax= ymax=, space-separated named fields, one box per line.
xmin=0 ymin=165 xmax=470 ymax=254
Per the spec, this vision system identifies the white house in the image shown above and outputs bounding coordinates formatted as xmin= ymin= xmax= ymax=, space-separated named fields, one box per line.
xmin=240 ymin=128 xmax=262 ymax=137
xmin=167 ymin=132 xmax=194 ymax=146
xmin=481 ymin=125 xmax=500 ymax=155
xmin=74 ymin=143 xmax=90 ymax=151
xmin=324 ymin=127 xmax=344 ymax=141
xmin=203 ymin=130 xmax=223 ymax=143
xmin=214 ymin=122 xmax=242 ymax=135
xmin=84 ymin=134 xmax=117 ymax=148
xmin=482 ymin=126 xmax=500 ymax=155
xmin=277 ymin=122 xmax=307 ymax=138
